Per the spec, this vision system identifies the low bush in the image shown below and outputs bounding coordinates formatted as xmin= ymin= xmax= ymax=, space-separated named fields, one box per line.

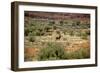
xmin=66 ymin=48 xmax=90 ymax=59
xmin=38 ymin=42 xmax=67 ymax=61
xmin=29 ymin=36 xmax=36 ymax=42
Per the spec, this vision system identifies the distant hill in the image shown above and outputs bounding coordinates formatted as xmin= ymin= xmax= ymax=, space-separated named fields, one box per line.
xmin=25 ymin=11 xmax=90 ymax=21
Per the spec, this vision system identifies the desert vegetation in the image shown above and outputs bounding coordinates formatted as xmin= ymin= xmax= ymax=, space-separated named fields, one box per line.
xmin=24 ymin=11 xmax=90 ymax=61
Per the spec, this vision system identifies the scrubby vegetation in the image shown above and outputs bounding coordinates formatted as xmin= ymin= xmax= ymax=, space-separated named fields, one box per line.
xmin=65 ymin=48 xmax=90 ymax=59
xmin=24 ymin=11 xmax=90 ymax=61
xmin=38 ymin=43 xmax=90 ymax=61
xmin=38 ymin=43 xmax=67 ymax=60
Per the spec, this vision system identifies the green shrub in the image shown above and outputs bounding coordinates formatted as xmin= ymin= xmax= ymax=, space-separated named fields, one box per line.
xmin=60 ymin=21 xmax=64 ymax=25
xmin=29 ymin=36 xmax=36 ymax=42
xmin=45 ymin=26 xmax=52 ymax=32
xmin=48 ymin=21 xmax=55 ymax=26
xmin=29 ymin=30 xmax=41 ymax=36
xmin=24 ymin=28 xmax=30 ymax=36
xmin=69 ymin=31 xmax=74 ymax=36
xmin=76 ymin=21 xmax=80 ymax=26
xmin=38 ymin=43 xmax=67 ymax=61
xmin=53 ymin=25 xmax=57 ymax=30
xmin=29 ymin=32 xmax=36 ymax=36
xmin=66 ymin=48 xmax=90 ymax=59
xmin=81 ymin=32 xmax=88 ymax=39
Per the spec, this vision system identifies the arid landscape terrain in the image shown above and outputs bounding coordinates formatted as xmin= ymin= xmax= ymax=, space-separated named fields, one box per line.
xmin=24 ymin=11 xmax=90 ymax=61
